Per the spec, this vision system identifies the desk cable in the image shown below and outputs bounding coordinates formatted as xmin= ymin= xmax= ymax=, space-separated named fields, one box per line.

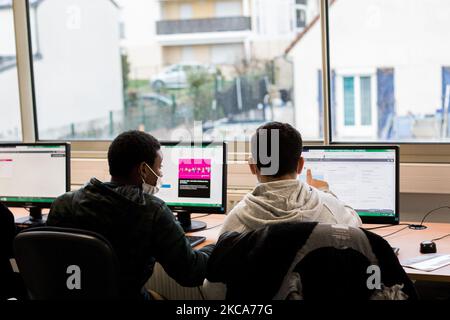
xmin=197 ymin=286 xmax=206 ymax=300
xmin=191 ymin=214 xmax=211 ymax=220
xmin=409 ymin=206 xmax=450 ymax=230
xmin=431 ymin=233 xmax=450 ymax=242
xmin=364 ymin=223 xmax=410 ymax=231
xmin=380 ymin=225 xmax=411 ymax=238
xmin=364 ymin=206 xmax=450 ymax=233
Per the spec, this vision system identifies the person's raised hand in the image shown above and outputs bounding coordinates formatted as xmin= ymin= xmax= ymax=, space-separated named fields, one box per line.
xmin=306 ymin=169 xmax=329 ymax=190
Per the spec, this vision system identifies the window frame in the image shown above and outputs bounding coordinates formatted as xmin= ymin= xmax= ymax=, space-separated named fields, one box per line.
xmin=335 ymin=70 xmax=377 ymax=138
xmin=9 ymin=0 xmax=450 ymax=164
xmin=293 ymin=0 xmax=308 ymax=31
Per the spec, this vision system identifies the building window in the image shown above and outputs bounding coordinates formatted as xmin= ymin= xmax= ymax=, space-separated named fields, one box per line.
xmin=329 ymin=0 xmax=450 ymax=142
xmin=360 ymin=76 xmax=372 ymax=126
xmin=343 ymin=77 xmax=355 ymax=126
xmin=179 ymin=4 xmax=193 ymax=20
xmin=335 ymin=73 xmax=376 ymax=139
xmin=215 ymin=1 xmax=242 ymax=18
xmin=294 ymin=0 xmax=307 ymax=30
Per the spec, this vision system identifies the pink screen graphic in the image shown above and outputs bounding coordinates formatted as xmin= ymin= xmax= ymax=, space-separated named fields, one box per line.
xmin=179 ymin=159 xmax=211 ymax=180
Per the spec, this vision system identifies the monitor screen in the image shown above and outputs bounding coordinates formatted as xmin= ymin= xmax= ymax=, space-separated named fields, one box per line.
xmin=300 ymin=146 xmax=399 ymax=224
xmin=157 ymin=142 xmax=226 ymax=213
xmin=0 ymin=144 xmax=70 ymax=207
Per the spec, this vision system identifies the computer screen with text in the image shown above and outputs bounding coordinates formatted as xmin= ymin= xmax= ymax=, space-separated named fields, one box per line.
xmin=0 ymin=144 xmax=68 ymax=204
xmin=158 ymin=143 xmax=225 ymax=211
xmin=301 ymin=147 xmax=397 ymax=221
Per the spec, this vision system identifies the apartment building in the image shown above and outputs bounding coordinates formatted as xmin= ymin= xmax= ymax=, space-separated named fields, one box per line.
xmin=155 ymin=0 xmax=319 ymax=65
xmin=156 ymin=0 xmax=252 ymax=66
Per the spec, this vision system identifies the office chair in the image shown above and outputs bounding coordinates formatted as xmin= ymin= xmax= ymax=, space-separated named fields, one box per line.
xmin=14 ymin=227 xmax=120 ymax=300
xmin=207 ymin=222 xmax=417 ymax=300
xmin=0 ymin=202 xmax=26 ymax=300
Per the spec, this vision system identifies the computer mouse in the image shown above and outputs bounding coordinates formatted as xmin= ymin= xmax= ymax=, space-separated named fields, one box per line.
xmin=420 ymin=241 xmax=437 ymax=254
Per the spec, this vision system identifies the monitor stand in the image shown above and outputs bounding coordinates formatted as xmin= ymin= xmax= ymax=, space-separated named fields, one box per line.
xmin=175 ymin=211 xmax=207 ymax=233
xmin=16 ymin=206 xmax=46 ymax=226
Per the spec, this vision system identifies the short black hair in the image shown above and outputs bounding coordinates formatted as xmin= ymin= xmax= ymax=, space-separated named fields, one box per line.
xmin=108 ymin=131 xmax=161 ymax=177
xmin=251 ymin=122 xmax=303 ymax=177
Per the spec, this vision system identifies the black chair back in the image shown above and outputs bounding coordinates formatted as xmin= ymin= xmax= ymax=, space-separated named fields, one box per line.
xmin=14 ymin=227 xmax=120 ymax=300
xmin=0 ymin=203 xmax=27 ymax=300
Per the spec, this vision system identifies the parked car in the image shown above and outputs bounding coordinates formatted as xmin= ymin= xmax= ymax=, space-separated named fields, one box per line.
xmin=150 ymin=63 xmax=216 ymax=90
xmin=138 ymin=93 xmax=173 ymax=108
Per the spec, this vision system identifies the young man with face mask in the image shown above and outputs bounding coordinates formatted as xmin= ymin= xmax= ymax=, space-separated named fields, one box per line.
xmin=47 ymin=131 xmax=214 ymax=300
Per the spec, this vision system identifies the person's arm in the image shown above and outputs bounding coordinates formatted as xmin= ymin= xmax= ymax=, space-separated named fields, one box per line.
xmin=46 ymin=193 xmax=75 ymax=227
xmin=340 ymin=204 xmax=363 ymax=227
xmin=151 ymin=204 xmax=213 ymax=287
xmin=219 ymin=201 xmax=248 ymax=235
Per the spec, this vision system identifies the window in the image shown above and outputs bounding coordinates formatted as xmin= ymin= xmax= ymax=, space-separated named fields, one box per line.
xmin=179 ymin=3 xmax=193 ymax=19
xmin=336 ymin=74 xmax=376 ymax=138
xmin=360 ymin=76 xmax=372 ymax=126
xmin=329 ymin=0 xmax=450 ymax=142
xmin=294 ymin=0 xmax=308 ymax=30
xmin=29 ymin=0 xmax=314 ymax=141
xmin=343 ymin=77 xmax=355 ymax=126
xmin=215 ymin=1 xmax=242 ymax=17
xmin=0 ymin=0 xmax=22 ymax=141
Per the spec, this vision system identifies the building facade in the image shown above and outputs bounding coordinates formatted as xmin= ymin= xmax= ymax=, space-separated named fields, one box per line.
xmin=287 ymin=0 xmax=450 ymax=141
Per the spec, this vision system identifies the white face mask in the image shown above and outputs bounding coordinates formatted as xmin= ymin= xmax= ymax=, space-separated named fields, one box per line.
xmin=142 ymin=163 xmax=163 ymax=195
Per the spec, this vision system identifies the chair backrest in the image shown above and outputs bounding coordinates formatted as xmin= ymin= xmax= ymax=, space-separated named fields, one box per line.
xmin=274 ymin=224 xmax=416 ymax=300
xmin=14 ymin=227 xmax=120 ymax=300
xmin=208 ymin=222 xmax=417 ymax=300
xmin=0 ymin=202 xmax=23 ymax=300
xmin=0 ymin=202 xmax=15 ymax=259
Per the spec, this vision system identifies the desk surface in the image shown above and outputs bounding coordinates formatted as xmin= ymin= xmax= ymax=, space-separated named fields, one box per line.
xmin=12 ymin=209 xmax=450 ymax=283
xmin=189 ymin=214 xmax=450 ymax=283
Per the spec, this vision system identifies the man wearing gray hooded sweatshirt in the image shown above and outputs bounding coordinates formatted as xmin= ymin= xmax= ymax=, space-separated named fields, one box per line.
xmin=203 ymin=122 xmax=361 ymax=299
xmin=220 ymin=122 xmax=362 ymax=235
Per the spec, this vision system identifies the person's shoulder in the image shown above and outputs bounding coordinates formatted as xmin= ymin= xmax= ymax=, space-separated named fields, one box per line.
xmin=143 ymin=194 xmax=166 ymax=207
xmin=141 ymin=194 xmax=172 ymax=216
xmin=53 ymin=190 xmax=77 ymax=205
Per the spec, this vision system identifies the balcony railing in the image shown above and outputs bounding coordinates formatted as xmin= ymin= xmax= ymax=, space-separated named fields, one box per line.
xmin=156 ymin=16 xmax=251 ymax=35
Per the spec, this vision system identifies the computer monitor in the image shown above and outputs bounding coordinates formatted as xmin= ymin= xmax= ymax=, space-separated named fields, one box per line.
xmin=158 ymin=142 xmax=227 ymax=232
xmin=0 ymin=143 xmax=70 ymax=223
xmin=300 ymin=146 xmax=399 ymax=224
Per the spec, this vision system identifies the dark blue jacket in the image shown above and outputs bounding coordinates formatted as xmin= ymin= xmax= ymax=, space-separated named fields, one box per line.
xmin=47 ymin=178 xmax=213 ymax=299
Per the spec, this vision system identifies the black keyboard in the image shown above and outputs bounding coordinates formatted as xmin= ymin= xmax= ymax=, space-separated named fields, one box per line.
xmin=187 ymin=235 xmax=206 ymax=247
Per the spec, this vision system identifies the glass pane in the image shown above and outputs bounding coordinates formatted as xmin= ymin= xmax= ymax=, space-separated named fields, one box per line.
xmin=360 ymin=76 xmax=372 ymax=126
xmin=0 ymin=1 xmax=22 ymax=141
xmin=289 ymin=0 xmax=323 ymax=140
xmin=330 ymin=0 xmax=450 ymax=142
xmin=29 ymin=0 xmax=320 ymax=141
xmin=343 ymin=76 xmax=355 ymax=126
xmin=296 ymin=9 xmax=306 ymax=29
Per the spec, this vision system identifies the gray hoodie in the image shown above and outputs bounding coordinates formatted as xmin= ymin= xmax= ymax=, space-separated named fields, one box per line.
xmin=220 ymin=179 xmax=362 ymax=235
xmin=204 ymin=179 xmax=362 ymax=300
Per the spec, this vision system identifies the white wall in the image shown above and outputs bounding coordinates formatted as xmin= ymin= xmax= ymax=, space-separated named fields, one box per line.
xmin=29 ymin=0 xmax=124 ymax=135
xmin=290 ymin=14 xmax=322 ymax=138
xmin=117 ymin=0 xmax=162 ymax=79
xmin=0 ymin=9 xmax=15 ymax=55
xmin=0 ymin=68 xmax=22 ymax=140
xmin=0 ymin=8 xmax=22 ymax=140
xmin=291 ymin=0 xmax=450 ymax=138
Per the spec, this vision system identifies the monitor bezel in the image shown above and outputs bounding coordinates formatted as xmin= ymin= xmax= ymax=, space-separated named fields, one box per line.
xmin=302 ymin=145 xmax=400 ymax=225
xmin=0 ymin=142 xmax=71 ymax=209
xmin=159 ymin=141 xmax=227 ymax=214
